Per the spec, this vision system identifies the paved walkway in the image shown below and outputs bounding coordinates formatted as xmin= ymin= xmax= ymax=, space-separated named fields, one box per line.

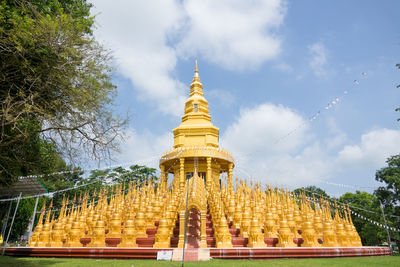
xmin=172 ymin=248 xmax=210 ymax=261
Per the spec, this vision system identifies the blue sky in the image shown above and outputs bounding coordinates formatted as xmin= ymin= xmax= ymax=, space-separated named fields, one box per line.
xmin=90 ymin=0 xmax=400 ymax=196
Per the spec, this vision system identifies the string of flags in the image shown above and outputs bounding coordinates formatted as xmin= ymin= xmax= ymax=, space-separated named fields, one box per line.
xmin=40 ymin=153 xmax=185 ymax=213
xmin=300 ymin=194 xmax=400 ymax=233
xmin=347 ymin=203 xmax=400 ymax=219
xmin=324 ymin=180 xmax=376 ymax=190
xmin=18 ymin=170 xmax=79 ymax=180
xmin=38 ymin=186 xmax=131 ymax=214
xmin=349 ymin=209 xmax=400 ymax=233
xmin=235 ymin=160 xmax=399 ymax=219
xmin=0 ymin=180 xmax=99 ymax=203
xmin=0 ymin=157 xmax=165 ymax=202
xmin=1 ymin=151 xmax=183 ymax=204
xmin=274 ymin=72 xmax=367 ymax=145
xmin=300 ymin=187 xmax=400 ymax=220
xmin=234 ymin=162 xmax=400 ymax=222
xmin=0 ymin=162 xmax=166 ymax=203
xmin=16 ymin=155 xmax=162 ymax=181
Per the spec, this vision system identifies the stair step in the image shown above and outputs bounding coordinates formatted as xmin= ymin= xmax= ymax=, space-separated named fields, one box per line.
xmin=170 ymin=237 xmax=178 ymax=247
xmin=232 ymin=237 xmax=248 ymax=247
xmin=206 ymin=228 xmax=214 ymax=237
xmin=265 ymin=237 xmax=279 ymax=247
xmin=136 ymin=237 xmax=155 ymax=247
xmin=206 ymin=237 xmax=216 ymax=247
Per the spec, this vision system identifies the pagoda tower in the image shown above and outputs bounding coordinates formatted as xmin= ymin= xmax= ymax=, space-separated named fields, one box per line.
xmin=159 ymin=59 xmax=234 ymax=192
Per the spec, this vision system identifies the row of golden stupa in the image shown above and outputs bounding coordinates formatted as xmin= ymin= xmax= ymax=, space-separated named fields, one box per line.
xmin=28 ymin=178 xmax=361 ymax=248
xmin=28 ymin=60 xmax=362 ymax=248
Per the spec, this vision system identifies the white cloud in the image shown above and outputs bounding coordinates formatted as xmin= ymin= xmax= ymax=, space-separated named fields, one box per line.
xmin=221 ymin=103 xmax=308 ymax=156
xmin=177 ymin=0 xmax=286 ymax=70
xmin=323 ymin=117 xmax=348 ymax=150
xmin=91 ymin=0 xmax=286 ymax=116
xmin=220 ymin=103 xmax=400 ymax=189
xmin=208 ymin=89 xmax=235 ymax=107
xmin=101 ymin=103 xmax=399 ymax=192
xmin=92 ymin=0 xmax=186 ymax=116
xmin=114 ymin=128 xmax=173 ymax=171
xmin=276 ymin=62 xmax=293 ymax=73
xmin=308 ymin=42 xmax=328 ymax=76
xmin=220 ymin=103 xmax=327 ymax=187
xmin=337 ymin=128 xmax=400 ymax=169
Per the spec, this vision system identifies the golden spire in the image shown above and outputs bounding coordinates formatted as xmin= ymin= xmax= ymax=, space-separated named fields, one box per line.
xmin=195 ymin=56 xmax=199 ymax=76
xmin=192 ymin=57 xmax=201 ymax=84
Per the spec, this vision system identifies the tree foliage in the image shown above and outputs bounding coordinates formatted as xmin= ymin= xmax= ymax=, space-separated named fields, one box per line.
xmin=396 ymin=63 xmax=399 ymax=121
xmin=292 ymin=183 xmax=399 ymax=246
xmin=374 ymin=154 xmax=400 ymax=247
xmin=293 ymin=185 xmax=330 ymax=200
xmin=375 ymin=155 xmax=400 ymax=216
xmin=0 ymin=0 xmax=126 ymax=185
xmin=339 ymin=191 xmax=386 ymax=246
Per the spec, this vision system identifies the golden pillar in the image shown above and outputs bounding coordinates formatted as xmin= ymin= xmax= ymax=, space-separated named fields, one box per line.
xmin=178 ymin=210 xmax=186 ymax=248
xmin=228 ymin=163 xmax=233 ymax=189
xmin=214 ymin=162 xmax=220 ymax=186
xmin=180 ymin=158 xmax=185 ymax=192
xmin=206 ymin=157 xmax=212 ymax=189
xmin=160 ymin=165 xmax=166 ymax=191
xmin=200 ymin=210 xmax=207 ymax=248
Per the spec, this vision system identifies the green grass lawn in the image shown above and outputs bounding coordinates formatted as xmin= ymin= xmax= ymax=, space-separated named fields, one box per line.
xmin=0 ymin=256 xmax=399 ymax=267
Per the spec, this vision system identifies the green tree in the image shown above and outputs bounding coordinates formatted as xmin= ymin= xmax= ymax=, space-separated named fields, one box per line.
xmin=293 ymin=185 xmax=330 ymax=200
xmin=396 ymin=63 xmax=399 ymax=121
xmin=339 ymin=191 xmax=385 ymax=246
xmin=5 ymin=196 xmax=46 ymax=243
xmin=374 ymin=154 xmax=400 ymax=247
xmin=85 ymin=165 xmax=157 ymax=188
xmin=375 ymin=155 xmax=400 ymax=216
xmin=0 ymin=138 xmax=78 ymax=241
xmin=0 ymin=0 xmax=126 ymax=186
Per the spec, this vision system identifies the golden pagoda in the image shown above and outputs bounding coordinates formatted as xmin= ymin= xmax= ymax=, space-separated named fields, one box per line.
xmin=28 ymin=60 xmax=362 ymax=249
xmin=159 ymin=58 xmax=234 ymax=192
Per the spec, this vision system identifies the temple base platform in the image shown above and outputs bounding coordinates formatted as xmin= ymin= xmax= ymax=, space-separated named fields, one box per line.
xmin=4 ymin=246 xmax=392 ymax=261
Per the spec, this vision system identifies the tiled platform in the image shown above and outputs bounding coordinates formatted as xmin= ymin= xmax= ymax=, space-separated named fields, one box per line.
xmin=4 ymin=247 xmax=172 ymax=259
xmin=210 ymin=247 xmax=392 ymax=259
xmin=4 ymin=246 xmax=391 ymax=260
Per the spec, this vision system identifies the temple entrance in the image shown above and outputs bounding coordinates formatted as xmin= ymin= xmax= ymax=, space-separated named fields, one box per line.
xmin=186 ymin=208 xmax=200 ymax=248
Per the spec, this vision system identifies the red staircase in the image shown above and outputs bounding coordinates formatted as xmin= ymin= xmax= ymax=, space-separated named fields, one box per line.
xmin=227 ymin=220 xmax=247 ymax=247
xmin=170 ymin=215 xmax=180 ymax=247
xmin=206 ymin=210 xmax=216 ymax=247
xmin=187 ymin=209 xmax=200 ymax=248
xmin=170 ymin=208 xmax=217 ymax=248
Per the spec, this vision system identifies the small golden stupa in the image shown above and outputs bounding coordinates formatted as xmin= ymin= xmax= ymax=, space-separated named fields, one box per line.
xmin=28 ymin=60 xmax=362 ymax=249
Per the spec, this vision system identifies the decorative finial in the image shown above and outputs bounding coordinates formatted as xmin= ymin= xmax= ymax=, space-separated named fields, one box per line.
xmin=194 ymin=56 xmax=199 ymax=78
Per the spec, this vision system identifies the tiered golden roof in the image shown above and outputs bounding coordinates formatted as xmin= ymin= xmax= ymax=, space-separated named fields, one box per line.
xmin=28 ymin=60 xmax=362 ymax=248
